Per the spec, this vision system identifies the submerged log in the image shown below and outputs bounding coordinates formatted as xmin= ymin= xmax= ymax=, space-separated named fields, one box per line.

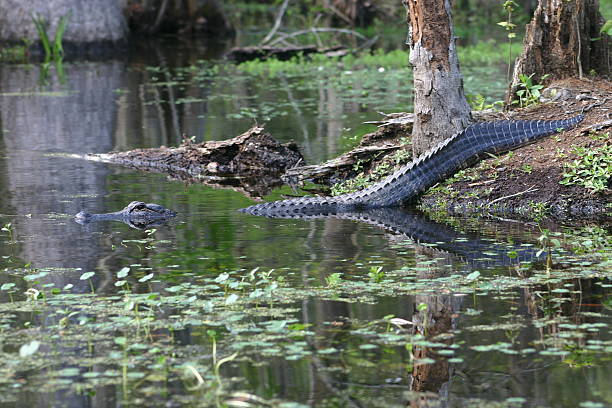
xmin=83 ymin=126 xmax=303 ymax=198
xmin=226 ymin=45 xmax=347 ymax=63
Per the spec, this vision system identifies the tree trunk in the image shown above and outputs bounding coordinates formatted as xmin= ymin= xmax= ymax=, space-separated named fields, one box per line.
xmin=405 ymin=0 xmax=472 ymax=157
xmin=507 ymin=0 xmax=609 ymax=103
xmin=126 ymin=0 xmax=234 ymax=35
xmin=0 ymin=0 xmax=126 ymax=45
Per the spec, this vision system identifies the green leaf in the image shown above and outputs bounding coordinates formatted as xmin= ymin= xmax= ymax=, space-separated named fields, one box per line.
xmin=138 ymin=273 xmax=154 ymax=283
xmin=19 ymin=340 xmax=40 ymax=357
xmin=1 ymin=283 xmax=16 ymax=291
xmin=225 ymin=293 xmax=239 ymax=305
xmin=117 ymin=267 xmax=130 ymax=278
xmin=80 ymin=271 xmax=95 ymax=280
xmin=466 ymin=271 xmax=481 ymax=281
xmin=600 ymin=20 xmax=612 ymax=35
xmin=215 ymin=273 xmax=230 ymax=283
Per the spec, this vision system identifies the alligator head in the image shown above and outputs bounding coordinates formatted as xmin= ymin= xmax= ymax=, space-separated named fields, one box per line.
xmin=75 ymin=201 xmax=177 ymax=229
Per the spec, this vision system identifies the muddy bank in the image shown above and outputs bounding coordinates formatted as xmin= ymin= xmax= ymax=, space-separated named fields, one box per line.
xmin=418 ymin=78 xmax=610 ymax=222
xmin=292 ymin=78 xmax=609 ymax=222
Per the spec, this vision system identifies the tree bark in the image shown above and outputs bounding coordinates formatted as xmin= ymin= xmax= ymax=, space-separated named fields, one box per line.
xmin=0 ymin=0 xmax=126 ymax=44
xmin=405 ymin=0 xmax=472 ymax=156
xmin=507 ymin=0 xmax=609 ymax=103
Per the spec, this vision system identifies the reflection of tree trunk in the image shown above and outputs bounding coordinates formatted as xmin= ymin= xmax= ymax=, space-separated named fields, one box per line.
xmin=411 ymin=307 xmax=452 ymax=392
xmin=0 ymin=62 xmax=123 ymax=275
xmin=507 ymin=0 xmax=609 ymax=102
xmin=126 ymin=0 xmax=234 ymax=35
xmin=410 ymin=251 xmax=458 ymax=401
xmin=404 ymin=0 xmax=471 ymax=156
xmin=324 ymin=0 xmax=375 ymax=27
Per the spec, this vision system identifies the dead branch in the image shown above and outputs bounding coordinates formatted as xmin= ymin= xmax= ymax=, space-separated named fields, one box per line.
xmin=267 ymin=27 xmax=368 ymax=46
xmin=260 ymin=0 xmax=291 ymax=45
xmin=488 ymin=186 xmax=538 ymax=205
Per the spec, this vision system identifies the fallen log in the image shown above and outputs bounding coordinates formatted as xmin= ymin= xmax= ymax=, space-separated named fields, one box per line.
xmin=80 ymin=126 xmax=303 ymax=198
xmin=226 ymin=45 xmax=347 ymax=63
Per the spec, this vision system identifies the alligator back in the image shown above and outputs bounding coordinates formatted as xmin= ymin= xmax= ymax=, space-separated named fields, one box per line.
xmin=241 ymin=115 xmax=584 ymax=217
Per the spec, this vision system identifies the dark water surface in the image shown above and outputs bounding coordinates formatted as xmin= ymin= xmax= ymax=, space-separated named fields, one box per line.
xmin=0 ymin=40 xmax=610 ymax=408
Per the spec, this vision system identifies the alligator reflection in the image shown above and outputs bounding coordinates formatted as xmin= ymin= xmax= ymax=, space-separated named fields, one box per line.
xmin=245 ymin=206 xmax=553 ymax=406
xmin=249 ymin=205 xmax=547 ymax=268
xmin=74 ymin=215 xmax=175 ymax=230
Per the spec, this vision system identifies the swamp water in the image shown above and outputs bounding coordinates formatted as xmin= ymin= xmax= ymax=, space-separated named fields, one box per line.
xmin=0 ymin=40 xmax=610 ymax=408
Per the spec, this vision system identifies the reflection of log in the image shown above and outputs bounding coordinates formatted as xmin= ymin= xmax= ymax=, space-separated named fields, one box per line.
xmin=411 ymin=307 xmax=452 ymax=393
xmin=227 ymin=45 xmax=347 ymax=63
xmin=81 ymin=126 xmax=303 ymax=198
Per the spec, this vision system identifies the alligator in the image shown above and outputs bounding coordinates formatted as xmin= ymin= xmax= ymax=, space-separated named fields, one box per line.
xmin=75 ymin=201 xmax=177 ymax=229
xmin=241 ymin=115 xmax=584 ymax=217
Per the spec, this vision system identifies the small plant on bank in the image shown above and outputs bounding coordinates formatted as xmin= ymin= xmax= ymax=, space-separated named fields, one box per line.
xmin=513 ymin=73 xmax=548 ymax=108
xmin=31 ymin=12 xmax=70 ymax=61
xmin=560 ymin=144 xmax=611 ymax=193
xmin=467 ymin=94 xmax=504 ymax=111
xmin=528 ymin=201 xmax=549 ymax=223
xmin=0 ymin=41 xmax=29 ymax=62
xmin=331 ymin=149 xmax=413 ymax=196
xmin=2 ymin=222 xmax=14 ymax=243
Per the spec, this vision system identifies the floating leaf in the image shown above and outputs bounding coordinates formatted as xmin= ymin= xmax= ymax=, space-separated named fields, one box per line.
xmin=80 ymin=272 xmax=95 ymax=280
xmin=139 ymin=273 xmax=154 ymax=283
xmin=466 ymin=271 xmax=481 ymax=281
xmin=0 ymin=283 xmax=16 ymax=291
xmin=225 ymin=293 xmax=239 ymax=305
xmin=117 ymin=267 xmax=130 ymax=278
xmin=19 ymin=340 xmax=40 ymax=357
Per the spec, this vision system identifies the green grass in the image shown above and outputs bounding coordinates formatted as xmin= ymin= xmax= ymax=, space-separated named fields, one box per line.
xmin=560 ymin=143 xmax=611 ymax=192
xmin=0 ymin=44 xmax=27 ymax=62
xmin=31 ymin=12 xmax=70 ymax=61
xmin=235 ymin=40 xmax=522 ymax=77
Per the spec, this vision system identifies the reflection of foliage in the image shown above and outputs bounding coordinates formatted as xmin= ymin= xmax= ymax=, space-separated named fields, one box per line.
xmin=563 ymin=346 xmax=596 ymax=368
xmin=0 ymin=224 xmax=609 ymax=406
xmin=562 ymin=225 xmax=611 ymax=254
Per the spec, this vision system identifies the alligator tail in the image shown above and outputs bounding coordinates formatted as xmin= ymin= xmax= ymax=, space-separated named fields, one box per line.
xmin=241 ymin=115 xmax=584 ymax=217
